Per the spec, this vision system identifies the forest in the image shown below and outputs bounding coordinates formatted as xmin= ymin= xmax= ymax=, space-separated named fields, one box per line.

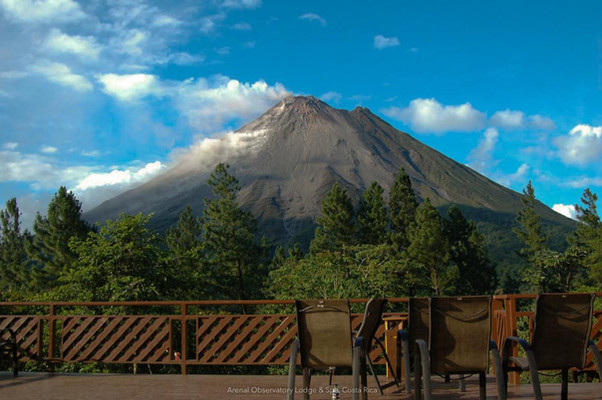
xmin=1 ymin=162 xmax=601 ymax=304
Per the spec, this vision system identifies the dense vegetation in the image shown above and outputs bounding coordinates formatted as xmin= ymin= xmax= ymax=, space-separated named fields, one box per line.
xmin=1 ymin=164 xmax=601 ymax=303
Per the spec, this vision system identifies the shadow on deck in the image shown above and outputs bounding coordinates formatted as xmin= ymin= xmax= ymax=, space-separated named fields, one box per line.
xmin=1 ymin=372 xmax=601 ymax=399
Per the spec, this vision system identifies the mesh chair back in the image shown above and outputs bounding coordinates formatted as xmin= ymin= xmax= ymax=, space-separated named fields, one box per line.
xmin=429 ymin=296 xmax=491 ymax=373
xmin=356 ymin=298 xmax=388 ymax=351
xmin=295 ymin=299 xmax=353 ymax=368
xmin=409 ymin=297 xmax=430 ymax=356
xmin=531 ymin=293 xmax=595 ymax=370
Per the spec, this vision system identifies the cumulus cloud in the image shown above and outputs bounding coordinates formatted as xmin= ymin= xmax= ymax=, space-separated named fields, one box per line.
xmin=232 ymin=22 xmax=251 ymax=30
xmin=75 ymin=161 xmax=166 ymax=190
xmin=374 ymin=35 xmax=400 ymax=49
xmin=44 ymin=28 xmax=101 ymax=60
xmin=528 ymin=115 xmax=555 ymax=130
xmin=3 ymin=142 xmax=18 ymax=150
xmin=563 ymin=176 xmax=602 ymax=188
xmin=553 ymin=204 xmax=578 ymax=220
xmin=382 ymin=98 xmax=486 ymax=134
xmin=30 ymin=61 xmax=93 ymax=91
xmin=97 ymin=73 xmax=160 ymax=101
xmin=0 ymin=0 xmax=86 ymax=23
xmin=490 ymin=109 xmax=524 ymax=130
xmin=555 ymin=124 xmax=602 ymax=166
xmin=467 ymin=128 xmax=499 ymax=172
xmin=176 ymin=77 xmax=290 ymax=133
xmin=299 ymin=13 xmax=327 ymax=26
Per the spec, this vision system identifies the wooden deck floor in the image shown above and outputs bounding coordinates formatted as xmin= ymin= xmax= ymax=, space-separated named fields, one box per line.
xmin=1 ymin=372 xmax=601 ymax=399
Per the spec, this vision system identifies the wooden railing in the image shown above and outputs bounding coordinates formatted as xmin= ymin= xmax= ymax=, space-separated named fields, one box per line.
xmin=0 ymin=299 xmax=408 ymax=375
xmin=1 ymin=294 xmax=601 ymax=380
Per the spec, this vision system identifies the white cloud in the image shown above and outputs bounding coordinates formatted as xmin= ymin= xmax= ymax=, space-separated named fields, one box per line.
xmin=299 ymin=13 xmax=327 ymax=26
xmin=97 ymin=73 xmax=160 ymax=102
xmin=467 ymin=128 xmax=499 ymax=172
xmin=30 ymin=61 xmax=93 ymax=91
xmin=41 ymin=146 xmax=58 ymax=154
xmin=221 ymin=0 xmax=261 ymax=9
xmin=199 ymin=13 xmax=226 ymax=34
xmin=555 ymin=124 xmax=602 ymax=166
xmin=320 ymin=91 xmax=342 ymax=103
xmin=490 ymin=109 xmax=524 ymax=130
xmin=44 ymin=28 xmax=101 ymax=60
xmin=0 ymin=0 xmax=86 ymax=23
xmin=3 ymin=142 xmax=18 ymax=150
xmin=553 ymin=204 xmax=578 ymax=220
xmin=374 ymin=35 xmax=400 ymax=49
xmin=176 ymin=77 xmax=290 ymax=133
xmin=382 ymin=98 xmax=486 ymax=134
xmin=495 ymin=163 xmax=530 ymax=187
xmin=563 ymin=176 xmax=602 ymax=188
xmin=528 ymin=115 xmax=555 ymax=131
xmin=75 ymin=161 xmax=166 ymax=190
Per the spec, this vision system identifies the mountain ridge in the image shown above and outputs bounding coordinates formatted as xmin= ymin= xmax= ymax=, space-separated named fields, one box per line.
xmin=84 ymin=95 xmax=573 ymax=258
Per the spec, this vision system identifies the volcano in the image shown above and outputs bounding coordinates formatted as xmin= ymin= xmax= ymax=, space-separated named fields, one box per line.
xmin=84 ymin=96 xmax=572 ymax=259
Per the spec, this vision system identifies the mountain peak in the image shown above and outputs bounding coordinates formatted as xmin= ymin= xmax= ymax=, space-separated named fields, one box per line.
xmin=277 ymin=95 xmax=333 ymax=116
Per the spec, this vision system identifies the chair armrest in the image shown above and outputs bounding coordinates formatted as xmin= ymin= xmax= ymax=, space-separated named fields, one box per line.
xmin=502 ymin=336 xmax=532 ymax=362
xmin=502 ymin=336 xmax=542 ymax=399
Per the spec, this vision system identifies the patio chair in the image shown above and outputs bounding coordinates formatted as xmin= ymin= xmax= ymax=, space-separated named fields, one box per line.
xmin=288 ymin=299 xmax=368 ymax=400
xmin=502 ymin=292 xmax=602 ymax=400
xmin=0 ymin=327 xmax=18 ymax=377
xmin=414 ymin=296 xmax=506 ymax=400
xmin=354 ymin=298 xmax=400 ymax=394
xmin=398 ymin=297 xmax=430 ymax=394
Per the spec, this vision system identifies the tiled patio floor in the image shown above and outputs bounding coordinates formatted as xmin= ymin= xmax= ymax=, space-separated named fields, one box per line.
xmin=1 ymin=372 xmax=601 ymax=399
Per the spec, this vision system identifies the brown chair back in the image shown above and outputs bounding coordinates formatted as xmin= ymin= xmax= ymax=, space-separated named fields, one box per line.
xmin=356 ymin=298 xmax=388 ymax=351
xmin=531 ymin=293 xmax=595 ymax=370
xmin=429 ymin=296 xmax=492 ymax=373
xmin=409 ymin=297 xmax=430 ymax=355
xmin=295 ymin=299 xmax=353 ymax=368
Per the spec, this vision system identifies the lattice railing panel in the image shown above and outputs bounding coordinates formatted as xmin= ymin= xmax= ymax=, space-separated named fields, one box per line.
xmin=60 ymin=316 xmax=172 ymax=363
xmin=0 ymin=315 xmax=40 ymax=361
xmin=194 ymin=313 xmax=392 ymax=365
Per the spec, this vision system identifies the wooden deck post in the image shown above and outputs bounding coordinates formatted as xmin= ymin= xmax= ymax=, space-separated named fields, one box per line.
xmin=181 ymin=303 xmax=187 ymax=376
xmin=48 ymin=304 xmax=56 ymax=372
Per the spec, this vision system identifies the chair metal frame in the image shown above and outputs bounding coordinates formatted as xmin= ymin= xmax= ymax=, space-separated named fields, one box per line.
xmin=502 ymin=292 xmax=602 ymax=400
xmin=288 ymin=299 xmax=368 ymax=400
xmin=412 ymin=296 xmax=506 ymax=400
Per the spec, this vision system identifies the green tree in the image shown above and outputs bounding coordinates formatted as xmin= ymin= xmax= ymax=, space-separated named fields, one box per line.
xmin=570 ymin=189 xmax=602 ymax=287
xmin=270 ymin=244 xmax=411 ymax=300
xmin=310 ymin=182 xmax=355 ymax=254
xmin=61 ymin=213 xmax=164 ymax=301
xmin=444 ymin=205 xmax=496 ymax=294
xmin=513 ymin=181 xmax=549 ymax=291
xmin=389 ymin=168 xmax=418 ymax=252
xmin=356 ymin=181 xmax=387 ymax=245
xmin=164 ymin=205 xmax=204 ymax=299
xmin=407 ymin=198 xmax=454 ymax=295
xmin=201 ymin=163 xmax=267 ymax=309
xmin=27 ymin=186 xmax=92 ymax=286
xmin=0 ymin=198 xmax=30 ymax=292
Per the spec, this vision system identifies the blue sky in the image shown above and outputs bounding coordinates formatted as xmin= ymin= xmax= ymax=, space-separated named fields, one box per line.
xmin=1 ymin=0 xmax=601 ymax=228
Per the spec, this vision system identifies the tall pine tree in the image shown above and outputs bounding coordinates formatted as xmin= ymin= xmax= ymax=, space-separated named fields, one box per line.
xmin=165 ymin=205 xmax=204 ymax=299
xmin=27 ymin=186 xmax=92 ymax=286
xmin=0 ymin=198 xmax=30 ymax=292
xmin=514 ymin=181 xmax=548 ymax=291
xmin=201 ymin=163 xmax=266 ymax=310
xmin=310 ymin=182 xmax=355 ymax=254
xmin=356 ymin=181 xmax=387 ymax=245
xmin=570 ymin=188 xmax=602 ymax=287
xmin=407 ymin=198 xmax=453 ymax=295
xmin=389 ymin=168 xmax=418 ymax=252
xmin=444 ymin=205 xmax=496 ymax=294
